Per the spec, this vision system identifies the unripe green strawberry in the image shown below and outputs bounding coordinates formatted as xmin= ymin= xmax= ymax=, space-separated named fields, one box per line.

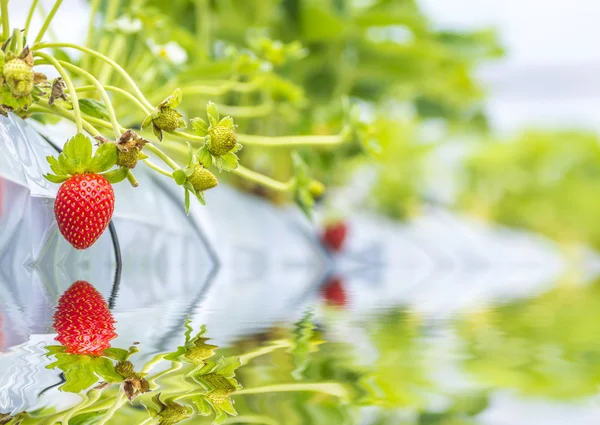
xmin=153 ymin=107 xmax=180 ymax=131
xmin=203 ymin=373 xmax=236 ymax=403
xmin=188 ymin=164 xmax=218 ymax=192
xmin=183 ymin=337 xmax=218 ymax=365
xmin=208 ymin=126 xmax=237 ymax=155
xmin=3 ymin=58 xmax=34 ymax=98
xmin=115 ymin=361 xmax=136 ymax=379
xmin=154 ymin=394 xmax=190 ymax=425
xmin=116 ymin=148 xmax=141 ymax=169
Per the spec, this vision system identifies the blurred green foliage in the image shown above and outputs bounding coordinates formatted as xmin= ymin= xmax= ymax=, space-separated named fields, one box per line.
xmin=459 ymin=130 xmax=600 ymax=248
xmin=91 ymin=0 xmax=501 ymax=210
xmin=458 ymin=279 xmax=600 ymax=399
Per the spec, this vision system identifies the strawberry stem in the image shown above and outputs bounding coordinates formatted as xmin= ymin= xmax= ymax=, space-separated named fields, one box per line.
xmin=145 ymin=143 xmax=180 ymax=170
xmin=80 ymin=0 xmax=100 ymax=71
xmin=0 ymin=0 xmax=9 ymax=41
xmin=33 ymin=51 xmax=84 ymax=134
xmin=126 ymin=170 xmax=139 ymax=187
xmin=24 ymin=0 xmax=39 ymax=40
xmin=32 ymin=42 xmax=155 ymax=111
xmin=29 ymin=100 xmax=98 ymax=136
xmin=237 ymin=127 xmax=351 ymax=148
xmin=143 ymin=159 xmax=173 ymax=178
xmin=56 ymin=60 xmax=122 ymax=139
xmin=76 ymin=85 xmax=150 ymax=114
xmin=33 ymin=0 xmax=63 ymax=44
xmin=232 ymin=165 xmax=295 ymax=193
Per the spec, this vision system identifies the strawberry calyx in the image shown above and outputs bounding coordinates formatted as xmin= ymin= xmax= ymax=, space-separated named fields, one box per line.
xmin=141 ymin=88 xmax=186 ymax=141
xmin=191 ymin=101 xmax=243 ymax=172
xmin=44 ymin=133 xmax=129 ymax=185
xmin=172 ymin=142 xmax=218 ymax=214
xmin=95 ymin=129 xmax=149 ymax=169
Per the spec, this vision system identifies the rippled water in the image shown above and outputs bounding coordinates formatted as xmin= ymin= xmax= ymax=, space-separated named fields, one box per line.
xmin=1 ymin=264 xmax=600 ymax=425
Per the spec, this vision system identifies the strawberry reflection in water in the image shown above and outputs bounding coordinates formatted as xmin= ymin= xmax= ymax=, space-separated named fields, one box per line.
xmin=321 ymin=276 xmax=348 ymax=308
xmin=46 ymin=280 xmax=150 ymax=398
xmin=53 ymin=280 xmax=116 ymax=356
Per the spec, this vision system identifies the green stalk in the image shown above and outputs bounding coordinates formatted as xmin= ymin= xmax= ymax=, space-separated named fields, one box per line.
xmin=23 ymin=0 xmax=39 ymax=39
xmin=94 ymin=0 xmax=120 ymax=66
xmin=234 ymin=382 xmax=347 ymax=398
xmin=222 ymin=416 xmax=279 ymax=425
xmin=81 ymin=0 xmax=101 ymax=70
xmin=56 ymin=60 xmax=122 ymax=139
xmin=196 ymin=0 xmax=210 ymax=59
xmin=231 ymin=165 xmax=294 ymax=193
xmin=1 ymin=0 xmax=9 ymax=41
xmin=126 ymin=170 xmax=139 ymax=187
xmin=76 ymin=85 xmax=149 ymax=115
xmin=34 ymin=0 xmax=63 ymax=44
xmin=97 ymin=35 xmax=125 ymax=83
xmin=28 ymin=104 xmax=96 ymax=135
xmin=143 ymin=160 xmax=173 ymax=177
xmin=97 ymin=391 xmax=126 ymax=425
xmin=32 ymin=43 xmax=155 ymax=111
xmin=33 ymin=51 xmax=83 ymax=133
xmin=237 ymin=127 xmax=350 ymax=147
xmin=237 ymin=340 xmax=292 ymax=365
xmin=145 ymin=143 xmax=180 ymax=171
xmin=63 ymin=390 xmax=102 ymax=425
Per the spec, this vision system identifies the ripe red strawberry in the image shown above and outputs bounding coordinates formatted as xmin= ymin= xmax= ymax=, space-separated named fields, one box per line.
xmin=45 ymin=133 xmax=130 ymax=249
xmin=321 ymin=276 xmax=347 ymax=307
xmin=53 ymin=281 xmax=116 ymax=356
xmin=54 ymin=174 xmax=115 ymax=250
xmin=321 ymin=221 xmax=348 ymax=252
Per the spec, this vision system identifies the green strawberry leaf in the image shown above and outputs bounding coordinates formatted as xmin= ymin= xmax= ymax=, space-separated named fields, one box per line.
xmin=214 ymin=356 xmax=241 ymax=379
xmin=213 ymin=408 xmax=228 ymax=425
xmin=152 ymin=123 xmax=163 ymax=141
xmin=103 ymin=348 xmax=130 ymax=362
xmin=206 ymin=101 xmax=219 ymax=127
xmin=173 ymin=169 xmax=187 ymax=185
xmin=102 ymin=167 xmax=129 ymax=184
xmin=44 ymin=173 xmax=70 ymax=184
xmin=195 ymin=191 xmax=206 ymax=206
xmin=88 ymin=143 xmax=118 ymax=173
xmin=184 ymin=166 xmax=195 ymax=177
xmin=46 ymin=155 xmax=65 ymax=175
xmin=197 ymin=146 xmax=212 ymax=168
xmin=218 ymin=116 xmax=234 ymax=129
xmin=217 ymin=398 xmax=237 ymax=416
xmin=69 ymin=411 xmax=105 ymax=425
xmin=295 ymin=187 xmax=314 ymax=220
xmin=162 ymin=88 xmax=182 ymax=108
xmin=220 ymin=152 xmax=239 ymax=171
xmin=231 ymin=143 xmax=243 ymax=154
xmin=78 ymin=99 xmax=110 ymax=121
xmin=141 ymin=114 xmax=152 ymax=130
xmin=183 ymin=181 xmax=196 ymax=193
xmin=182 ymin=318 xmax=195 ymax=343
xmin=94 ymin=357 xmax=124 ymax=383
xmin=65 ymin=133 xmax=93 ymax=173
xmin=46 ymin=353 xmax=101 ymax=393
xmin=191 ymin=117 xmax=208 ymax=136
xmin=57 ymin=151 xmax=76 ymax=175
xmin=184 ymin=189 xmax=191 ymax=215
xmin=178 ymin=117 xmax=187 ymax=129
xmin=192 ymin=396 xmax=212 ymax=416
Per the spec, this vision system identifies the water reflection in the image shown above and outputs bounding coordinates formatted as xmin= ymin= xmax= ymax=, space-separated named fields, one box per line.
xmin=0 ymin=274 xmax=599 ymax=423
